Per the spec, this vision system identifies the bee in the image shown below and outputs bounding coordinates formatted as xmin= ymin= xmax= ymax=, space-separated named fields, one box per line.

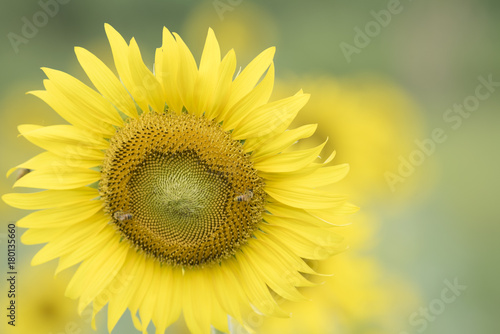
xmin=16 ymin=168 xmax=31 ymax=180
xmin=113 ymin=211 xmax=133 ymax=221
xmin=234 ymin=189 xmax=253 ymax=202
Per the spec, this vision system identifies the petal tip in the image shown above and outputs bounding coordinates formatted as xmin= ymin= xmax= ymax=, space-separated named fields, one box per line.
xmin=74 ymin=46 xmax=84 ymax=54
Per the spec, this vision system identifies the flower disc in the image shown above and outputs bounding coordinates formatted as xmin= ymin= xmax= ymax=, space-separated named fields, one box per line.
xmin=100 ymin=112 xmax=265 ymax=267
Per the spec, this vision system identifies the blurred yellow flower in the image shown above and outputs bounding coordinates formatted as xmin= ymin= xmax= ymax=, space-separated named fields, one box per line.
xmin=274 ymin=75 xmax=429 ymax=202
xmin=1 ymin=264 xmax=93 ymax=334
xmin=183 ymin=1 xmax=278 ymax=64
xmin=255 ymin=76 xmax=424 ymax=333
xmin=258 ymin=215 xmax=420 ymax=334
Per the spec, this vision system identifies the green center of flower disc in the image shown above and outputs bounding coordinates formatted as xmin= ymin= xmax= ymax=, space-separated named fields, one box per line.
xmin=100 ymin=112 xmax=265 ymax=267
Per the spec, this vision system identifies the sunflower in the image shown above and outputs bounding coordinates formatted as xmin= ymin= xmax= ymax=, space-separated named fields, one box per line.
xmin=3 ymin=25 xmax=355 ymax=334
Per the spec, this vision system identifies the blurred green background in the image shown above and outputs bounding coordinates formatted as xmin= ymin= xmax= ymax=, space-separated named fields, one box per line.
xmin=1 ymin=0 xmax=499 ymax=333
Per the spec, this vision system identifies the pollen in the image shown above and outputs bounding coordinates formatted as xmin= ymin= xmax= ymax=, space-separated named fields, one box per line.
xmin=100 ymin=112 xmax=266 ymax=267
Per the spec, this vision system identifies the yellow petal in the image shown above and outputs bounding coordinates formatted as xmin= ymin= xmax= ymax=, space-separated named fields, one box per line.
xmin=232 ymin=93 xmax=310 ymax=139
xmin=193 ymin=28 xmax=221 ymax=116
xmin=14 ymin=166 xmax=100 ymax=190
xmin=105 ymin=23 xmax=148 ymax=113
xmin=91 ymin=290 xmax=109 ymax=329
xmin=205 ymin=49 xmax=237 ymax=120
xmin=264 ymin=215 xmax=344 ymax=249
xmin=230 ymin=254 xmax=289 ymax=318
xmin=260 ymin=224 xmax=341 ymax=260
xmin=2 ymin=187 xmax=98 ymax=210
xmin=259 ymin=154 xmax=337 ymax=181
xmin=263 ymin=164 xmax=349 ymax=188
xmin=153 ymin=267 xmax=183 ymax=333
xmin=6 ymin=151 xmax=98 ymax=179
xmin=42 ymin=67 xmax=124 ymax=126
xmin=19 ymin=123 xmax=107 ymax=148
xmin=18 ymin=124 xmax=106 ymax=161
xmin=21 ymin=226 xmax=65 ymax=245
xmin=155 ymin=27 xmax=183 ymax=113
xmin=265 ymin=201 xmax=338 ymax=228
xmin=66 ymin=234 xmax=128 ymax=313
xmin=254 ymin=139 xmax=326 ymax=173
xmin=138 ymin=260 xmax=162 ymax=333
xmin=107 ymin=250 xmax=144 ymax=333
xmin=226 ymin=47 xmax=275 ymax=109
xmin=323 ymin=150 xmax=337 ymax=164
xmin=251 ymin=241 xmax=316 ymax=288
xmin=174 ymin=32 xmax=198 ymax=113
xmin=28 ymin=85 xmax=114 ymax=137
xmin=265 ymin=184 xmax=347 ymax=209
xmin=211 ymin=265 xmax=246 ymax=326
xmin=128 ymin=257 xmax=155 ymax=331
xmin=209 ymin=282 xmax=230 ymax=334
xmin=17 ymin=200 xmax=103 ymax=228
xmin=243 ymin=244 xmax=306 ymax=302
xmin=104 ymin=23 xmax=130 ymax=78
xmin=292 ymin=164 xmax=349 ymax=187
xmin=306 ymin=202 xmax=360 ymax=223
xmin=31 ymin=211 xmax=108 ymax=263
xmin=222 ymin=63 xmax=274 ymax=131
xmin=56 ymin=225 xmax=116 ymax=274
xmin=75 ymin=46 xmax=138 ymax=118
xmin=183 ymin=269 xmax=213 ymax=334
xmin=242 ymin=91 xmax=310 ymax=151
xmin=128 ymin=38 xmax=165 ymax=113
xmin=249 ymin=124 xmax=317 ymax=159
xmin=256 ymin=232 xmax=318 ymax=278
xmin=76 ymin=239 xmax=129 ymax=314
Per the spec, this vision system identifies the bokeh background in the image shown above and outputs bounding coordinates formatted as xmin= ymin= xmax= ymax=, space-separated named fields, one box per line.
xmin=1 ymin=0 xmax=499 ymax=333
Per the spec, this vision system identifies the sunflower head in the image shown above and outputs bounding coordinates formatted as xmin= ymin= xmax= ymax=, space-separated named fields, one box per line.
xmin=3 ymin=24 xmax=356 ymax=334
xmin=100 ymin=111 xmax=266 ymax=267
